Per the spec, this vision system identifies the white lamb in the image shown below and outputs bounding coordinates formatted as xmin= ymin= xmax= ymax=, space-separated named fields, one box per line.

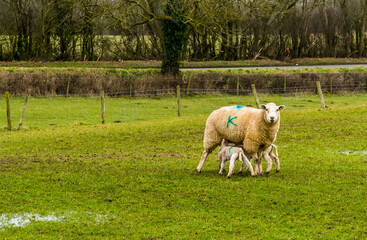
xmin=218 ymin=139 xmax=255 ymax=178
xmin=196 ymin=103 xmax=285 ymax=176
xmin=221 ymin=140 xmax=281 ymax=174
xmin=238 ymin=144 xmax=280 ymax=174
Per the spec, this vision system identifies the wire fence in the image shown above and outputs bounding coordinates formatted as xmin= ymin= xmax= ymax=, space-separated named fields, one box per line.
xmin=1 ymin=82 xmax=366 ymax=129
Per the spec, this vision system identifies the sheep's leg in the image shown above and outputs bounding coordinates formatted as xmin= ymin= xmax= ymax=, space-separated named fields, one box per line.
xmin=253 ymin=153 xmax=263 ymax=176
xmin=219 ymin=157 xmax=226 ymax=175
xmin=263 ymin=153 xmax=273 ymax=174
xmin=227 ymin=153 xmax=238 ymax=179
xmin=197 ymin=150 xmax=209 ymax=173
xmin=197 ymin=131 xmax=221 ymax=173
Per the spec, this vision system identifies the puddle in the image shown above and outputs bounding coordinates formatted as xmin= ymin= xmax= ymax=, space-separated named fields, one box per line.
xmin=0 ymin=212 xmax=115 ymax=229
xmin=0 ymin=213 xmax=62 ymax=228
xmin=340 ymin=151 xmax=367 ymax=156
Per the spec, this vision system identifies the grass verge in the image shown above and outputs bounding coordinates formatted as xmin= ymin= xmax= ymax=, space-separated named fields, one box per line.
xmin=0 ymin=95 xmax=366 ymax=238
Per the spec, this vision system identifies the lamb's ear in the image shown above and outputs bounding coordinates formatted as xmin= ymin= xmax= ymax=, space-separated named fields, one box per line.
xmin=278 ymin=105 xmax=285 ymax=110
xmin=260 ymin=104 xmax=266 ymax=110
xmin=221 ymin=139 xmax=226 ymax=146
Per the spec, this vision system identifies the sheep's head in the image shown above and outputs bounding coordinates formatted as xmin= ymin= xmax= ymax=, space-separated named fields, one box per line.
xmin=260 ymin=103 xmax=285 ymax=124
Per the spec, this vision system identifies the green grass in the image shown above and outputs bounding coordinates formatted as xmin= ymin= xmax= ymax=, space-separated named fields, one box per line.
xmin=1 ymin=94 xmax=367 ymax=239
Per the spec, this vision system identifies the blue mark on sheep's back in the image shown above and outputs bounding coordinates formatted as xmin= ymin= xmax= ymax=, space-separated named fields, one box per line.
xmin=234 ymin=105 xmax=244 ymax=109
xmin=227 ymin=115 xmax=237 ymax=128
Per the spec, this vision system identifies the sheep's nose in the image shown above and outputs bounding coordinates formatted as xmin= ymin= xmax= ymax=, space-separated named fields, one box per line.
xmin=270 ymin=117 xmax=275 ymax=121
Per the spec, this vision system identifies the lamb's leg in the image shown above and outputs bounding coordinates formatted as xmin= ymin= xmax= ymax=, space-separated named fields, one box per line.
xmin=253 ymin=153 xmax=263 ymax=176
xmin=238 ymin=160 xmax=245 ymax=174
xmin=238 ymin=151 xmax=244 ymax=174
xmin=227 ymin=153 xmax=238 ymax=179
xmin=270 ymin=145 xmax=280 ymax=172
xmin=219 ymin=156 xmax=226 ymax=175
xmin=241 ymin=153 xmax=255 ymax=176
xmin=263 ymin=153 xmax=273 ymax=174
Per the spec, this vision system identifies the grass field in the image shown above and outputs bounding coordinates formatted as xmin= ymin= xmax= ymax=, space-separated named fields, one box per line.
xmin=1 ymin=94 xmax=367 ymax=239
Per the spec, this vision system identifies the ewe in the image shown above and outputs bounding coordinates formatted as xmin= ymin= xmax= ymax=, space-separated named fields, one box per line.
xmin=196 ymin=103 xmax=285 ymax=176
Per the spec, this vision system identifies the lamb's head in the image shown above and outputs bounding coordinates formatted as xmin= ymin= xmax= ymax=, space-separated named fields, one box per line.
xmin=260 ymin=103 xmax=285 ymax=124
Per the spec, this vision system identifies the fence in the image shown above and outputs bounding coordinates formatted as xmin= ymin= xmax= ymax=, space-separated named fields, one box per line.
xmin=1 ymin=71 xmax=367 ymax=97
xmin=1 ymin=80 xmax=360 ymax=130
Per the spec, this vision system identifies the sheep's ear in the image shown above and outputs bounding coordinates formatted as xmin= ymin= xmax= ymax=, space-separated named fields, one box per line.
xmin=260 ymin=104 xmax=266 ymax=110
xmin=278 ymin=105 xmax=285 ymax=110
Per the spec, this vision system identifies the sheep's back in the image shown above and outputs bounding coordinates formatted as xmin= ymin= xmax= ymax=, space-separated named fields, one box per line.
xmin=206 ymin=105 xmax=261 ymax=143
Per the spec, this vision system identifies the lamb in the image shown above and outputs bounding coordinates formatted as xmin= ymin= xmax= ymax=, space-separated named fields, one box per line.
xmin=222 ymin=140 xmax=280 ymax=174
xmin=196 ymin=103 xmax=285 ymax=176
xmin=238 ymin=144 xmax=280 ymax=174
xmin=218 ymin=139 xmax=255 ymax=178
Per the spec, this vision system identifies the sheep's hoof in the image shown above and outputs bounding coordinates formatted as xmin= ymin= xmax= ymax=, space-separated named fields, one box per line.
xmin=218 ymin=172 xmax=223 ymax=175
xmin=226 ymin=175 xmax=232 ymax=179
xmin=238 ymin=171 xmax=243 ymax=174
xmin=276 ymin=170 xmax=280 ymax=173
xmin=265 ymin=171 xmax=270 ymax=175
xmin=197 ymin=169 xmax=202 ymax=173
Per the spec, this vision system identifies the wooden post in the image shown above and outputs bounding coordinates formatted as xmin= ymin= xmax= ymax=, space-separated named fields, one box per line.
xmin=283 ymin=78 xmax=287 ymax=93
xmin=316 ymin=81 xmax=326 ymax=108
xmin=177 ymin=85 xmax=181 ymax=117
xmin=66 ymin=76 xmax=71 ymax=96
xmin=5 ymin=91 xmax=11 ymax=130
xmin=186 ymin=75 xmax=192 ymax=95
xmin=236 ymin=77 xmax=240 ymax=96
xmin=100 ymin=90 xmax=105 ymax=124
xmin=330 ymin=78 xmax=333 ymax=94
xmin=251 ymin=84 xmax=260 ymax=108
xmin=18 ymin=95 xmax=29 ymax=129
xmin=129 ymin=78 xmax=134 ymax=97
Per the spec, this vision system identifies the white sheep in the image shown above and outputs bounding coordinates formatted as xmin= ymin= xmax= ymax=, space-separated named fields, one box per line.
xmin=196 ymin=103 xmax=285 ymax=176
xmin=218 ymin=139 xmax=255 ymax=178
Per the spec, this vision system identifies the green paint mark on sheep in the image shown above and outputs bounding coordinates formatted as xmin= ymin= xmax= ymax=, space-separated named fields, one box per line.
xmin=228 ymin=147 xmax=233 ymax=153
xmin=227 ymin=115 xmax=237 ymax=128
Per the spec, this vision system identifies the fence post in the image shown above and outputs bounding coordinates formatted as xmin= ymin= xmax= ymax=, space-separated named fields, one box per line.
xmin=129 ymin=78 xmax=134 ymax=97
xmin=100 ymin=90 xmax=105 ymax=124
xmin=316 ymin=81 xmax=326 ymax=108
xmin=66 ymin=76 xmax=71 ymax=96
xmin=283 ymin=78 xmax=287 ymax=94
xmin=330 ymin=78 xmax=333 ymax=94
xmin=177 ymin=85 xmax=181 ymax=117
xmin=186 ymin=75 xmax=192 ymax=95
xmin=236 ymin=77 xmax=240 ymax=96
xmin=251 ymin=84 xmax=260 ymax=108
xmin=5 ymin=91 xmax=11 ymax=130
xmin=18 ymin=95 xmax=29 ymax=129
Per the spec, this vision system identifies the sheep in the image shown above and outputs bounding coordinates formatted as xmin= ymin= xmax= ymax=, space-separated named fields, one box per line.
xmin=196 ymin=103 xmax=285 ymax=176
xmin=218 ymin=139 xmax=255 ymax=178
